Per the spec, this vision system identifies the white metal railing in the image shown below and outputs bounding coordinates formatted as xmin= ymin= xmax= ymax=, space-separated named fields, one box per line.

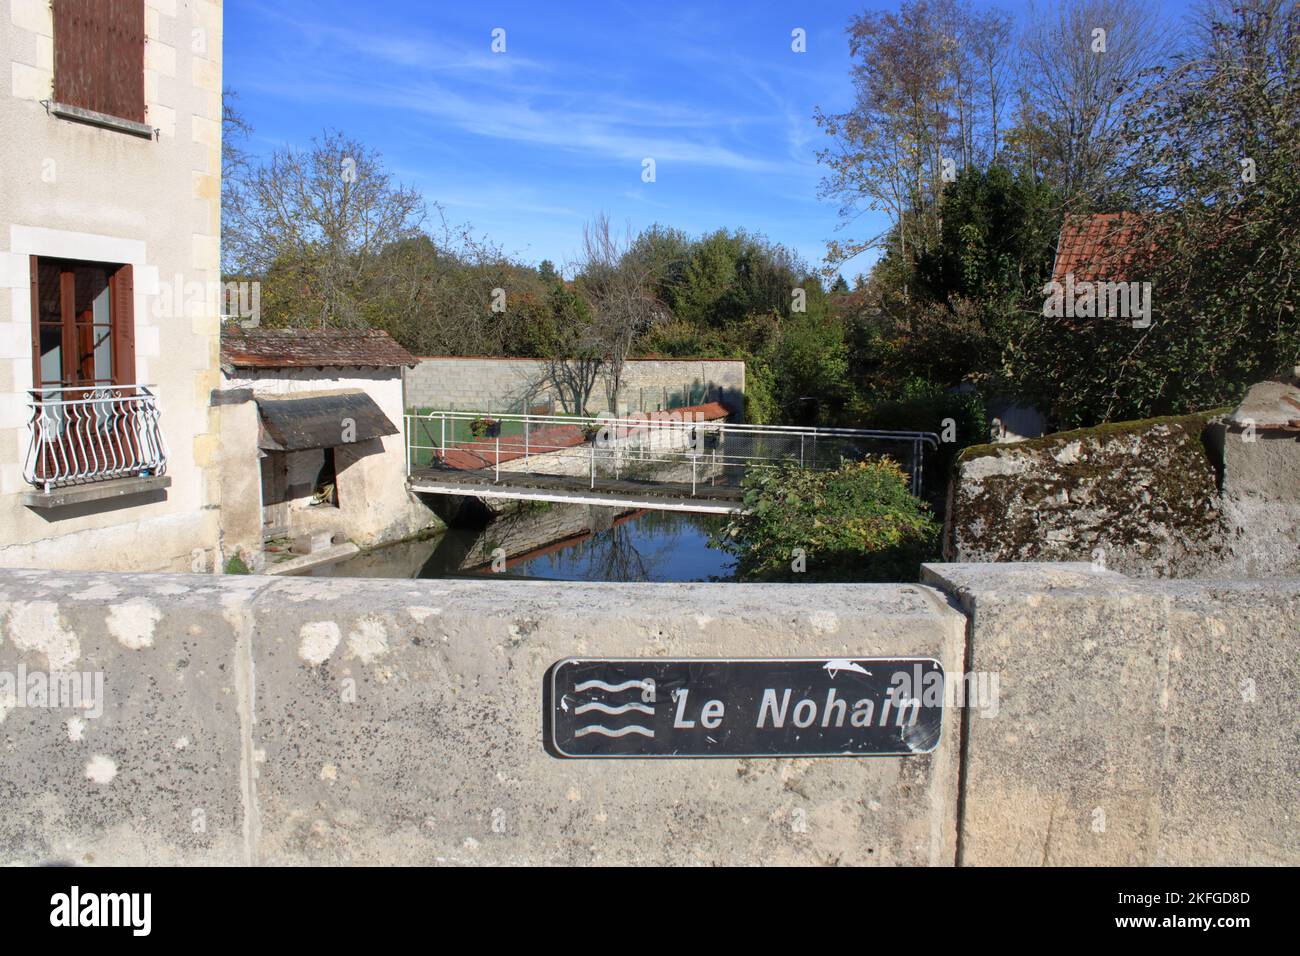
xmin=22 ymin=385 xmax=168 ymax=492
xmin=405 ymin=409 xmax=939 ymax=497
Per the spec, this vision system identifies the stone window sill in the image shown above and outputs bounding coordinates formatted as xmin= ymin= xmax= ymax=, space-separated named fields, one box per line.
xmin=46 ymin=101 xmax=156 ymax=139
xmin=22 ymin=475 xmax=171 ymax=510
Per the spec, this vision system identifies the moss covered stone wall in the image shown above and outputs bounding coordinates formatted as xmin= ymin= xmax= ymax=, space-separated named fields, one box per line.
xmin=944 ymin=412 xmax=1233 ymax=576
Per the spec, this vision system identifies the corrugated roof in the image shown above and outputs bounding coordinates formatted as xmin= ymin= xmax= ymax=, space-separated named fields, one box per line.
xmin=221 ymin=326 xmax=417 ymax=370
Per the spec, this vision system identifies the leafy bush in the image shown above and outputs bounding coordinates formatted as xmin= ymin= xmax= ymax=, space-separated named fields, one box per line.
xmin=713 ymin=458 xmax=939 ymax=582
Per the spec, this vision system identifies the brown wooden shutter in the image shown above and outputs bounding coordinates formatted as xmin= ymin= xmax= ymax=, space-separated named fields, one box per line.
xmin=29 ymin=256 xmax=41 ymax=387
xmin=111 ymin=265 xmax=136 ymax=385
xmin=105 ymin=0 xmax=146 ymax=123
xmin=54 ymin=0 xmax=106 ymax=113
xmin=112 ymin=265 xmax=136 ymax=385
xmin=59 ymin=267 xmax=77 ymax=385
xmin=53 ymin=0 xmax=145 ymax=122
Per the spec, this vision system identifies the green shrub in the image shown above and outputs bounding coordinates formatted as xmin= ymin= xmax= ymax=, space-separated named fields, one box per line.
xmin=224 ymin=554 xmax=251 ymax=575
xmin=713 ymin=458 xmax=939 ymax=582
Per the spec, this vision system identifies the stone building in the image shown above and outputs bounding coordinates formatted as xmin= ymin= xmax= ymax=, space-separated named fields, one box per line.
xmin=0 ymin=0 xmax=226 ymax=571
xmin=216 ymin=326 xmax=438 ymax=570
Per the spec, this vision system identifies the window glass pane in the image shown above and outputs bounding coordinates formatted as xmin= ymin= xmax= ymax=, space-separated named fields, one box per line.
xmin=37 ymin=261 xmax=61 ymax=323
xmin=33 ymin=257 xmax=123 ymax=391
xmin=39 ymin=325 xmax=63 ymax=387
xmin=93 ymin=326 xmax=113 ymax=381
xmin=75 ymin=265 xmax=111 ymax=323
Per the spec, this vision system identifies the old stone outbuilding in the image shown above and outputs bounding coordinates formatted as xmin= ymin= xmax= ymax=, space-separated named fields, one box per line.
xmin=216 ymin=326 xmax=438 ymax=570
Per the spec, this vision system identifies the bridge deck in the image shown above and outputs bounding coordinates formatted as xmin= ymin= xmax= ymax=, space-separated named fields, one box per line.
xmin=407 ymin=466 xmax=745 ymax=514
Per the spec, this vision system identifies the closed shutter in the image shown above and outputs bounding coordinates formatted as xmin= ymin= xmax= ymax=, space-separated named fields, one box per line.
xmin=105 ymin=0 xmax=146 ymax=123
xmin=53 ymin=0 xmax=145 ymax=123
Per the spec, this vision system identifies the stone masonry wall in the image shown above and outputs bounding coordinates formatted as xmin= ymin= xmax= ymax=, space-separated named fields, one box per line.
xmin=404 ymin=357 xmax=746 ymax=419
xmin=944 ymin=413 xmax=1235 ymax=577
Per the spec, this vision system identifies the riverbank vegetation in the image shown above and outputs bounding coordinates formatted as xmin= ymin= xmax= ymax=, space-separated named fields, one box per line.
xmin=714 ymin=460 xmax=938 ymax=582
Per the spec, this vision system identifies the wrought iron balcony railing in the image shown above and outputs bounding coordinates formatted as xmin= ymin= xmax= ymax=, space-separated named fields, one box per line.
xmin=22 ymin=385 xmax=168 ymax=493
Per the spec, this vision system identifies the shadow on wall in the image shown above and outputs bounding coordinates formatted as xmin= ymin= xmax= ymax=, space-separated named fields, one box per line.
xmin=403 ymin=359 xmax=748 ymax=422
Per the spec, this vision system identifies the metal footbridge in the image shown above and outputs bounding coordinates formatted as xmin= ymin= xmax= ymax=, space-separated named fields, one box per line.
xmin=405 ymin=408 xmax=939 ymax=515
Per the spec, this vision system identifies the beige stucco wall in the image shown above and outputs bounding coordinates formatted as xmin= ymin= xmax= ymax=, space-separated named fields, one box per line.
xmin=218 ymin=367 xmax=440 ymax=550
xmin=0 ymin=0 xmax=224 ymax=572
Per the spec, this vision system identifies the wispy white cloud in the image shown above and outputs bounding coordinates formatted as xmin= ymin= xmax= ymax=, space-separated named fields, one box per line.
xmin=226 ymin=0 xmax=859 ymax=270
xmin=234 ymin=1 xmax=811 ymax=178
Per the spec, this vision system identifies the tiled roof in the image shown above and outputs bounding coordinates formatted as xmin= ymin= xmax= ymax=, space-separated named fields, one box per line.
xmin=1052 ymin=212 xmax=1148 ymax=283
xmin=221 ymin=326 xmax=417 ymax=369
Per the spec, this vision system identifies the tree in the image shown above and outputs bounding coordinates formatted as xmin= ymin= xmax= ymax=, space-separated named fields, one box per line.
xmin=1012 ymin=0 xmax=1299 ymax=427
xmin=815 ymin=0 xmax=1015 ymax=271
xmin=537 ymin=283 xmax=602 ymax=414
xmin=223 ymin=129 xmax=426 ymax=327
xmin=1013 ymin=0 xmax=1175 ymax=206
xmin=220 ymin=89 xmax=253 ymax=279
xmin=573 ymin=215 xmax=665 ymax=412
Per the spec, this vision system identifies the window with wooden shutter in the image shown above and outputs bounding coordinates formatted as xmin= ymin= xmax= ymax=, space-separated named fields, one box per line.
xmin=30 ymin=257 xmax=135 ymax=389
xmin=25 ymin=257 xmax=159 ymax=492
xmin=53 ymin=0 xmax=146 ymax=124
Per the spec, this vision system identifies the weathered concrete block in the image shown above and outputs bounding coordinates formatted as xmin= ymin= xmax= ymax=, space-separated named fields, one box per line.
xmin=249 ymin=578 xmax=966 ymax=865
xmin=291 ymin=530 xmax=336 ymax=556
xmin=0 ymin=570 xmax=965 ymax=866
xmin=0 ymin=570 xmax=256 ymax=864
xmin=923 ymin=562 xmax=1300 ymax=865
xmin=944 ymin=413 xmax=1231 ymax=577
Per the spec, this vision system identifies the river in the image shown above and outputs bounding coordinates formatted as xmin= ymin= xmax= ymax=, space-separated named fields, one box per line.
xmin=310 ymin=504 xmax=736 ymax=582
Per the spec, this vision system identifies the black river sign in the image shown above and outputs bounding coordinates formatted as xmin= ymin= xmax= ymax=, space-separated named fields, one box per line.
xmin=544 ymin=658 xmax=944 ymax=758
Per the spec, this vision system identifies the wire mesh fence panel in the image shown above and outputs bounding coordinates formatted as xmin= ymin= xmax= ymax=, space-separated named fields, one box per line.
xmin=405 ymin=411 xmax=938 ymax=499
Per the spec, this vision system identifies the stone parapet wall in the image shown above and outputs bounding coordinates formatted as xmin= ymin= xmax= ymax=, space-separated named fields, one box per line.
xmin=0 ymin=563 xmax=1294 ymax=866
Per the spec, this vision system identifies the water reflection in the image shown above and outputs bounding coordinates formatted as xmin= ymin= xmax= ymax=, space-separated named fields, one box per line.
xmin=311 ymin=504 xmax=735 ymax=583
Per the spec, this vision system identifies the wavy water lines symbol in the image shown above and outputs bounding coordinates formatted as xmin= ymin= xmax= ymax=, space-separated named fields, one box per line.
xmin=575 ymin=701 xmax=654 ymax=716
xmin=575 ymin=679 xmax=654 ymax=694
xmin=575 ymin=725 xmax=654 ymax=738
xmin=572 ymin=672 xmax=657 ymax=740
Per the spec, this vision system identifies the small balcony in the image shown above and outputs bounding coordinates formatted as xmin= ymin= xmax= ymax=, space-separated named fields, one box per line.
xmin=22 ymin=385 xmax=169 ymax=505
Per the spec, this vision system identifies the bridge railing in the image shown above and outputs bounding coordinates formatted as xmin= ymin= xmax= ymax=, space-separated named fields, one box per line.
xmin=405 ymin=410 xmax=939 ymax=497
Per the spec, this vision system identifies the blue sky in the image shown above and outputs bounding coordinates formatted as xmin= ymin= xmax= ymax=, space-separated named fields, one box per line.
xmin=224 ymin=0 xmax=877 ymax=277
xmin=223 ymin=0 xmax=1193 ymax=279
